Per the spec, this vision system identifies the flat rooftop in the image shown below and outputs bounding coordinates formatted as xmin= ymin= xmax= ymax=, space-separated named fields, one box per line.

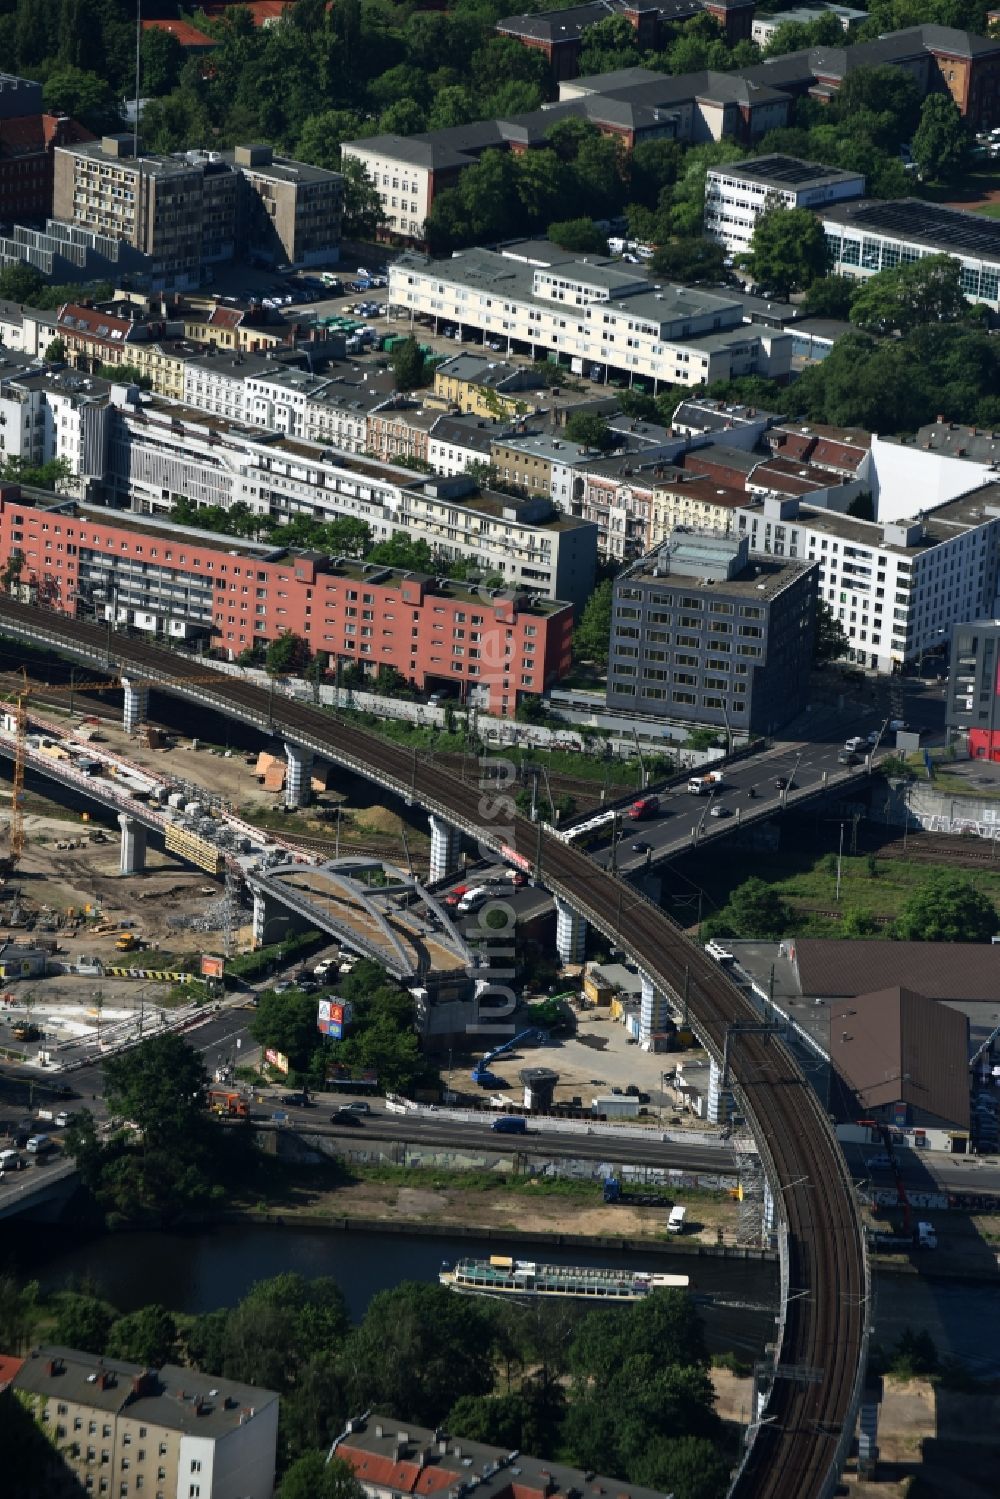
xmin=743 ymin=481 xmax=1000 ymax=553
xmin=626 ymin=545 xmax=812 ymax=601
xmin=712 ymin=153 xmax=864 ymax=189
xmin=821 ymin=196 xmax=1000 ymax=261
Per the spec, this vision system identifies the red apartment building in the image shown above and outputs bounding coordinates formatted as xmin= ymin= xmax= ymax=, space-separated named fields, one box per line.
xmin=0 ymin=487 xmax=573 ymax=714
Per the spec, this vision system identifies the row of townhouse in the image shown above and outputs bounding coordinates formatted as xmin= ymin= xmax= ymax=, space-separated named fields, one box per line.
xmin=388 ymin=244 xmax=792 ymax=391
xmin=107 ymin=394 xmax=598 ymax=608
xmin=0 ymin=485 xmax=572 ymax=714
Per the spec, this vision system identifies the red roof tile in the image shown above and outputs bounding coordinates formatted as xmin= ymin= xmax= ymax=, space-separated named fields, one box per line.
xmin=142 ymin=18 xmax=218 ymax=47
xmin=0 ymin=1355 xmax=24 ymax=1390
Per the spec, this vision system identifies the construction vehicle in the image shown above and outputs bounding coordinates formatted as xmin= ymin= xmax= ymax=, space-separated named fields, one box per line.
xmin=208 ymin=1089 xmax=248 ymax=1119
xmin=115 ymin=932 xmax=140 ymax=952
xmin=603 ymin=1175 xmax=672 ymax=1208
xmin=471 ymin=1027 xmax=549 ymax=1087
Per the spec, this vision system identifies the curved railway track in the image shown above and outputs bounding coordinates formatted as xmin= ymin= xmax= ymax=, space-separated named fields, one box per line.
xmin=0 ymin=601 xmax=867 ymax=1499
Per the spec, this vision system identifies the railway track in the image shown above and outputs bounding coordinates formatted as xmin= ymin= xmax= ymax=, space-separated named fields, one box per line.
xmin=0 ymin=600 xmax=867 ymax=1499
xmin=870 ymin=832 xmax=1000 ymax=867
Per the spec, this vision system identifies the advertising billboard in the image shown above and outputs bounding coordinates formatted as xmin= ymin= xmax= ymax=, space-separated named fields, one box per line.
xmin=265 ymin=1048 xmax=290 ymax=1074
xmin=317 ymin=998 xmax=353 ymax=1038
xmin=200 ymin=955 xmax=225 ymax=980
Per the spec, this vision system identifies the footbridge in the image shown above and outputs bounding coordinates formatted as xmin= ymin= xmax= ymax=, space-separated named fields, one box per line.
xmin=0 ymin=599 xmax=868 ymax=1499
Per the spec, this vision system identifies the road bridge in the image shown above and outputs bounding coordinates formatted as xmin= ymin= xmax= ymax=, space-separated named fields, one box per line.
xmin=0 ymin=599 xmax=868 ymax=1499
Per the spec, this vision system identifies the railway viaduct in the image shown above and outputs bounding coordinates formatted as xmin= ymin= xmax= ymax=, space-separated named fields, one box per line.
xmin=0 ymin=598 xmax=869 ymax=1499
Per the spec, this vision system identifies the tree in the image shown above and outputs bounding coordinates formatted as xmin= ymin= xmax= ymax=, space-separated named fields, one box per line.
xmin=564 ymin=412 xmax=614 ymax=452
xmin=894 ymin=870 xmax=998 ymax=942
xmin=347 ymin=1283 xmax=497 ymax=1423
xmin=51 ymin=1292 xmax=115 ymax=1354
xmin=547 ymin=218 xmax=609 ymax=254
xmin=911 ymin=93 xmax=967 ymax=182
xmin=815 ymin=599 xmax=849 ymax=664
xmin=888 ymin=1327 xmax=939 ymax=1378
xmin=105 ymin=1305 xmax=179 ymax=1367
xmin=650 ymin=238 xmax=726 ymax=283
xmin=366 ymin=534 xmax=436 ymax=572
xmin=340 ymin=157 xmax=387 ymax=240
xmin=251 ymin=989 xmax=324 ymax=1073
xmin=140 ymin=27 xmax=184 ymax=95
xmin=42 ymin=65 xmax=114 ymax=129
xmin=390 ymin=335 xmax=427 ymax=394
xmin=266 ymin=630 xmax=310 ymax=675
xmin=0 ymin=1272 xmax=40 ymax=1355
xmin=43 ymin=337 xmax=66 ymax=363
xmin=745 ymin=205 xmax=830 ymax=295
xmin=102 ymin=1033 xmax=209 ymax=1152
xmin=0 ymin=263 xmax=44 ymax=304
xmin=574 ymin=578 xmax=614 ymax=667
xmin=705 ymin=877 xmax=793 ymax=939
xmin=849 ymin=254 xmax=967 ymax=335
xmin=280 ymin=1454 xmax=366 ymax=1499
xmin=803 ymin=275 xmax=856 ymax=320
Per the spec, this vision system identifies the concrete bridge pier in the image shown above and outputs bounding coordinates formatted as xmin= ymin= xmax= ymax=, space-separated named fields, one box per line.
xmin=428 ymin=814 xmax=461 ymax=882
xmin=639 ymin=971 xmax=670 ymax=1042
xmin=555 ymin=898 xmax=587 ymax=965
xmin=121 ymin=677 xmax=148 ymax=735
xmin=707 ymin=1055 xmax=733 ymax=1125
xmin=118 ymin=813 xmax=146 ymax=876
xmin=284 ymin=741 xmax=313 ymax=808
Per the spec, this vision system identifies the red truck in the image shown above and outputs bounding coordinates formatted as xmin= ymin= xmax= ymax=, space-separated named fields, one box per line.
xmin=627 ymin=795 xmax=660 ymax=821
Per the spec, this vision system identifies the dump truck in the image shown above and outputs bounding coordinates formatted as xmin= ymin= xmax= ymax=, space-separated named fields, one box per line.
xmin=208 ymin=1090 xmax=248 ymax=1119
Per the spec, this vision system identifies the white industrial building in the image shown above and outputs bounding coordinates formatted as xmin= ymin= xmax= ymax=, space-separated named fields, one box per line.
xmin=704 ymin=155 xmax=865 ymax=253
xmin=736 ymin=487 xmax=1000 ymax=672
xmin=821 ymin=198 xmax=1000 ymax=310
xmin=389 ymin=244 xmax=792 ymax=389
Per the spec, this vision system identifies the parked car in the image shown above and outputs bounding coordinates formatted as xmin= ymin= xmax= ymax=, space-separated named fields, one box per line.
xmin=709 ymin=805 xmax=731 ymax=818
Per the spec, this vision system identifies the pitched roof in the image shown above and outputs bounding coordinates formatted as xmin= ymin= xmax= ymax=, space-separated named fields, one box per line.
xmin=142 ymin=18 xmax=218 ymax=48
xmin=830 ymin=985 xmax=970 ymax=1128
xmin=789 ymin=937 xmax=1000 ymax=1003
xmin=0 ymin=1354 xmax=24 ymax=1390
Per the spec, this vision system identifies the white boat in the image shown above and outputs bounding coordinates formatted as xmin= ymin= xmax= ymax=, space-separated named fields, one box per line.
xmin=439 ymin=1255 xmax=689 ymax=1301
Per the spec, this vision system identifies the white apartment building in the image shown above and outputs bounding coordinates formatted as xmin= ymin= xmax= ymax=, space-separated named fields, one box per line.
xmin=736 ymin=488 xmax=1000 ymax=672
xmin=704 ymin=155 xmax=865 ymax=253
xmin=108 ymin=395 xmax=597 ymax=606
xmin=389 ymin=245 xmax=792 ymax=389
xmin=339 ymin=137 xmax=435 ymax=240
xmin=0 ymin=300 xmax=60 ymax=357
xmin=0 ymin=354 xmax=111 ymax=497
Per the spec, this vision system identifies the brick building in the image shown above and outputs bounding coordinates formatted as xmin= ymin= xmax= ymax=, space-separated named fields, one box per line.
xmin=0 ymin=486 xmax=573 ymax=713
xmin=0 ymin=73 xmax=92 ymax=225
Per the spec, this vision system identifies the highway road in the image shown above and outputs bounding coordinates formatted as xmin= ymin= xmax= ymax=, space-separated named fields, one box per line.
xmin=0 ymin=599 xmax=868 ymax=1499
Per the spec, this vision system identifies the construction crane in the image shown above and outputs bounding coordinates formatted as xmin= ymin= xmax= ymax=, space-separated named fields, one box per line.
xmin=1 ymin=666 xmax=232 ymax=875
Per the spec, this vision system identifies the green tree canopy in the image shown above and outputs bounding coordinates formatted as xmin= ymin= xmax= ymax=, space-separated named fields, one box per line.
xmin=815 ymin=599 xmax=850 ymax=664
xmin=347 ymin=1283 xmax=497 ymax=1423
xmin=911 ymin=92 xmax=967 ymax=182
xmin=266 ymin=630 xmax=311 ymax=675
xmin=103 ymin=1033 xmax=209 ymax=1152
xmin=704 ymin=877 xmax=794 ymax=940
xmin=849 ymin=254 xmax=968 ymax=335
xmin=650 ymin=238 xmax=726 ymax=283
xmin=280 ymin=1454 xmax=366 ymax=1499
xmin=564 ymin=412 xmax=614 ymax=451
xmin=251 ymin=988 xmax=325 ymax=1073
xmin=547 ymin=218 xmax=609 ymax=254
xmin=105 ymin=1305 xmax=179 ymax=1368
xmin=366 ymin=534 xmax=437 ymax=572
xmin=745 ymin=205 xmax=830 ymax=295
xmin=390 ymin=335 xmax=428 ymax=394
xmin=894 ymin=870 xmax=998 ymax=942
xmin=574 ymin=578 xmax=614 ymax=668
xmin=803 ymin=275 xmax=856 ymax=320
xmin=51 ymin=1292 xmax=115 ymax=1355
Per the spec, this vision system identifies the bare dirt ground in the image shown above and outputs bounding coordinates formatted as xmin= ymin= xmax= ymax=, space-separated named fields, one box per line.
xmin=843 ymin=1378 xmax=1000 ymax=1499
xmin=253 ymin=1174 xmax=739 ymax=1242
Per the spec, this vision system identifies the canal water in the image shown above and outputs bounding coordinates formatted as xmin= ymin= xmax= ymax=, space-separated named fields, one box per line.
xmin=11 ymin=1222 xmax=781 ymax=1361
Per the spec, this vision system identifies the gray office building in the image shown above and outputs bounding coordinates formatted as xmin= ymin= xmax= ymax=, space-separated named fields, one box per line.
xmin=947 ymin=619 xmax=1000 ymax=762
xmin=606 ymin=532 xmax=817 ymax=735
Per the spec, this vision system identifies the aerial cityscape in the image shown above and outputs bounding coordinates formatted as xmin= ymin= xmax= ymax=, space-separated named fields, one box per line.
xmin=2 ymin=2 xmax=1000 ymax=1498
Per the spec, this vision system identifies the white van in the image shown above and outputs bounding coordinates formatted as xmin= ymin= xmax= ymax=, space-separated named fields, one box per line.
xmin=457 ymin=886 xmax=489 ymax=915
xmin=25 ymin=1134 xmax=54 ymax=1154
xmin=844 ymin=736 xmax=865 ymax=752
xmin=667 ymin=1205 xmax=687 ymax=1234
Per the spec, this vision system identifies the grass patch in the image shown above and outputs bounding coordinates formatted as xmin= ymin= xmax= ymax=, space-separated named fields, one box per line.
xmin=673 ymin=839 xmax=1000 ymax=933
xmin=973 ymin=200 xmax=1000 ymax=218
xmin=345 ymin=1163 xmax=730 ymax=1202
